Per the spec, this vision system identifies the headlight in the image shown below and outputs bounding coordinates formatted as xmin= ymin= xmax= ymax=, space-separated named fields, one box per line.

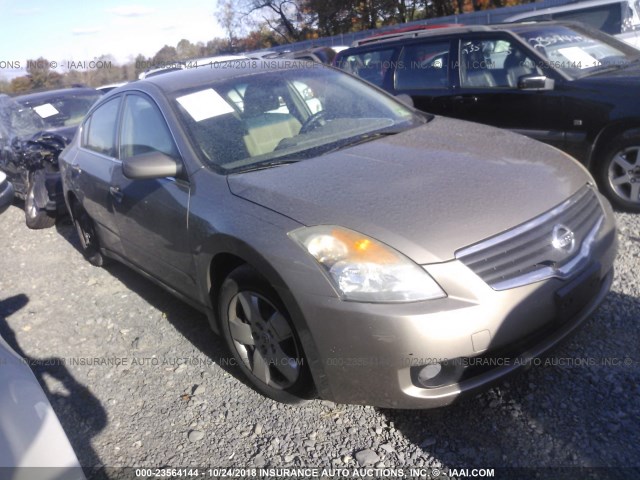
xmin=289 ymin=225 xmax=446 ymax=303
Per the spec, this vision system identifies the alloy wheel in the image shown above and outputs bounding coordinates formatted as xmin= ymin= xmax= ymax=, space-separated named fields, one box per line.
xmin=607 ymin=146 xmax=640 ymax=205
xmin=227 ymin=291 xmax=301 ymax=390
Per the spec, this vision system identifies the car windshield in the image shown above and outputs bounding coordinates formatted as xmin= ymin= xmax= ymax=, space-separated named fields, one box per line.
xmin=0 ymin=94 xmax=45 ymax=139
xmin=514 ymin=24 xmax=640 ymax=78
xmin=171 ymin=66 xmax=427 ymax=172
xmin=16 ymin=90 xmax=102 ymax=129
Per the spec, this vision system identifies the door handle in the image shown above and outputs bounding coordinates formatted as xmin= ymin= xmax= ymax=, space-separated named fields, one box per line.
xmin=109 ymin=186 xmax=124 ymax=203
xmin=453 ymin=95 xmax=478 ymax=105
xmin=69 ymin=164 xmax=82 ymax=177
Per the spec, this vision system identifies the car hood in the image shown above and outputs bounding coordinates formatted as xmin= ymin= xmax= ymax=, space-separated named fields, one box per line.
xmin=227 ymin=117 xmax=592 ymax=264
xmin=577 ymin=62 xmax=640 ymax=87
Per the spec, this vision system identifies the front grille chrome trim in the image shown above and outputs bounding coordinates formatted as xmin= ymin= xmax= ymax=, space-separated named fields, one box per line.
xmin=456 ymin=185 xmax=604 ymax=291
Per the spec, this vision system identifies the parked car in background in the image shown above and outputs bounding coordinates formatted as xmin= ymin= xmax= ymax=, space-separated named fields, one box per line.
xmin=60 ymin=60 xmax=616 ymax=408
xmin=0 ymin=171 xmax=14 ymax=214
xmin=504 ymin=0 xmax=640 ymax=48
xmin=335 ymin=21 xmax=640 ymax=211
xmin=0 ymin=87 xmax=102 ymax=228
xmin=138 ymin=55 xmax=248 ymax=79
xmin=271 ymin=46 xmax=351 ymax=64
xmin=96 ymin=82 xmax=127 ymax=94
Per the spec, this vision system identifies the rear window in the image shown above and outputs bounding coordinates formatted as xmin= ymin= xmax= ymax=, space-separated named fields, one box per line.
xmin=83 ymin=97 xmax=121 ymax=157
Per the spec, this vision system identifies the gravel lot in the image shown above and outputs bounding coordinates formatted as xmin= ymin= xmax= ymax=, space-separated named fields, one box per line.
xmin=0 ymin=202 xmax=638 ymax=479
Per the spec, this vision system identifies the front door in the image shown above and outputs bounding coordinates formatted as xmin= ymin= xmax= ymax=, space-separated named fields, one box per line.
xmin=112 ymin=93 xmax=196 ymax=296
xmin=449 ymin=35 xmax=567 ymax=151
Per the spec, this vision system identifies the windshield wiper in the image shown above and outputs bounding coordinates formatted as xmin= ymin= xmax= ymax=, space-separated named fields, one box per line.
xmin=323 ymin=131 xmax=401 ymax=155
xmin=235 ymin=158 xmax=301 ymax=173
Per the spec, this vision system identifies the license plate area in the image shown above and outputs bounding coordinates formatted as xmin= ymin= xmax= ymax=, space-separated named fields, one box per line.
xmin=555 ymin=263 xmax=601 ymax=323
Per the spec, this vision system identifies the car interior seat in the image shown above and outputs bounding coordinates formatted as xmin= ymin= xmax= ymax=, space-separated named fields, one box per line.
xmin=242 ymin=83 xmax=301 ymax=157
xmin=462 ymin=49 xmax=497 ymax=88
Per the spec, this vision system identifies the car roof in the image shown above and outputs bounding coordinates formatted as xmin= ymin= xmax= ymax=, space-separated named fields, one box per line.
xmin=132 ymin=58 xmax=319 ymax=95
xmin=14 ymin=87 xmax=101 ymax=103
xmin=337 ymin=21 xmax=589 ymax=51
xmin=349 ymin=25 xmax=491 ymax=47
xmin=505 ymin=0 xmax=628 ymax=22
xmin=354 ymin=23 xmax=466 ymax=46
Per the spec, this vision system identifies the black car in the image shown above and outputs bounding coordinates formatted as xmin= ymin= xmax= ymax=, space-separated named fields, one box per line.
xmin=0 ymin=87 xmax=102 ymax=228
xmin=335 ymin=21 xmax=640 ymax=212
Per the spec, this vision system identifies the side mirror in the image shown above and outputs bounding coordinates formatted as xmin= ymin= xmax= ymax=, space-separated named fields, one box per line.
xmin=518 ymin=74 xmax=555 ymax=91
xmin=395 ymin=93 xmax=414 ymax=108
xmin=123 ymin=151 xmax=182 ymax=180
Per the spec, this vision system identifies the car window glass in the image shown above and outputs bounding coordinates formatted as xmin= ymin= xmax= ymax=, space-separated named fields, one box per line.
xmin=516 ymin=24 xmax=634 ymax=77
xmin=293 ymin=80 xmax=323 ymax=113
xmin=173 ymin=67 xmax=421 ymax=170
xmin=459 ymin=38 xmax=542 ymax=89
xmin=394 ymin=42 xmax=450 ymax=90
xmin=20 ymin=92 xmax=102 ymax=129
xmin=337 ymin=49 xmax=395 ymax=87
xmin=553 ymin=4 xmax=622 ymax=35
xmin=84 ymin=97 xmax=121 ymax=157
xmin=223 ymin=84 xmax=292 ymax=115
xmin=120 ymin=94 xmax=179 ymax=159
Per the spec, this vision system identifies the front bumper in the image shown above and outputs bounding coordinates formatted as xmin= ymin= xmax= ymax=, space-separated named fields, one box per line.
xmin=288 ymin=198 xmax=617 ymax=409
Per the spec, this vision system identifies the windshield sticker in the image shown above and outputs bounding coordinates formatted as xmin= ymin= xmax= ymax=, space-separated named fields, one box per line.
xmin=526 ymin=34 xmax=596 ymax=50
xmin=32 ymin=103 xmax=59 ymax=119
xmin=177 ymin=89 xmax=234 ymax=122
xmin=557 ymin=47 xmax=600 ymax=69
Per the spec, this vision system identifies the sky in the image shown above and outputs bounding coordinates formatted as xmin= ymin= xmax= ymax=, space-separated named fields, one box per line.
xmin=0 ymin=0 xmax=228 ymax=80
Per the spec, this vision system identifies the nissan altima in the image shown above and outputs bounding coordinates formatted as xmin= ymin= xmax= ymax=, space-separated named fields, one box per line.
xmin=59 ymin=60 xmax=617 ymax=408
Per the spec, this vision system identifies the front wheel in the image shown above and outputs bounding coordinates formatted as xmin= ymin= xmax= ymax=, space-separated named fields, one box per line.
xmin=598 ymin=134 xmax=640 ymax=212
xmin=24 ymin=170 xmax=56 ymax=229
xmin=218 ymin=265 xmax=314 ymax=403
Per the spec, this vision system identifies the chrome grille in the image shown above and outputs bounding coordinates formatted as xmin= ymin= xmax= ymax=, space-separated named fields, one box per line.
xmin=456 ymin=185 xmax=604 ymax=290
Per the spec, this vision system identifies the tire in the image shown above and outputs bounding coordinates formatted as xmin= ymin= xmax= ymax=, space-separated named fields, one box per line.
xmin=218 ymin=265 xmax=314 ymax=403
xmin=72 ymin=201 xmax=108 ymax=267
xmin=24 ymin=170 xmax=56 ymax=229
xmin=597 ymin=133 xmax=640 ymax=212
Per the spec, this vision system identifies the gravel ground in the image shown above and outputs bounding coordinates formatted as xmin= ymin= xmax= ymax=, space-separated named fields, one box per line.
xmin=0 ymin=203 xmax=638 ymax=479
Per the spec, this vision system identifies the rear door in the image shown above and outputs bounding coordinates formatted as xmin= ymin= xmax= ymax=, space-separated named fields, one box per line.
xmin=391 ymin=39 xmax=456 ymax=116
xmin=72 ymin=96 xmax=124 ymax=255
xmin=112 ymin=92 xmax=196 ymax=295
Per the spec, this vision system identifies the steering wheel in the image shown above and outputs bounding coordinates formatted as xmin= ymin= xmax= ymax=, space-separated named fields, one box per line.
xmin=299 ymin=110 xmax=327 ymax=134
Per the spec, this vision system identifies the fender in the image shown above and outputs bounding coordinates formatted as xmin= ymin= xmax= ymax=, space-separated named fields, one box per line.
xmin=588 ymin=121 xmax=640 ymax=170
xmin=194 ymin=233 xmax=334 ymax=401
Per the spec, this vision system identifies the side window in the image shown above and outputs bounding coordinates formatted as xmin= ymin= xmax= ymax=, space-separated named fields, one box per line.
xmin=394 ymin=42 xmax=450 ymax=90
xmin=338 ymin=49 xmax=395 ymax=87
xmin=459 ymin=38 xmax=542 ymax=89
xmin=83 ymin=97 xmax=121 ymax=157
xmin=120 ymin=94 xmax=179 ymax=159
